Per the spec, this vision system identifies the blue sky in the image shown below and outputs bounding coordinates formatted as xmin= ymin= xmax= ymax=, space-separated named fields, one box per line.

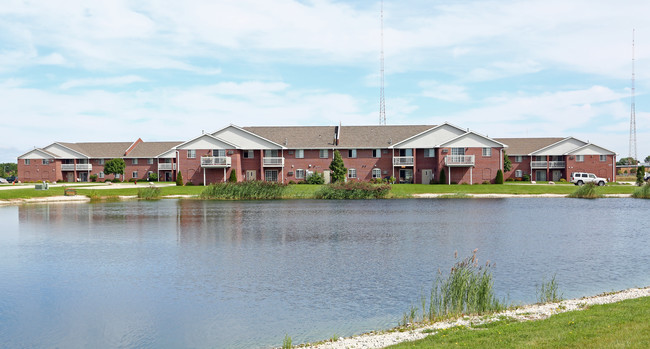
xmin=1 ymin=0 xmax=649 ymax=163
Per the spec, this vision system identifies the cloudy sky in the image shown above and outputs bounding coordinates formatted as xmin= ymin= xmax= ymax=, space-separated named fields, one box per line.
xmin=1 ymin=0 xmax=649 ymax=163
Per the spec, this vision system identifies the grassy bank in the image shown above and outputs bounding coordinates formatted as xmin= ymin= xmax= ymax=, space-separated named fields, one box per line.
xmin=388 ymin=296 xmax=650 ymax=348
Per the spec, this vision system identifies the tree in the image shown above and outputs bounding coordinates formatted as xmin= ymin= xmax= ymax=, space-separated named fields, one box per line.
xmin=103 ymin=158 xmax=125 ymax=180
xmin=329 ymin=150 xmax=347 ymax=183
xmin=637 ymin=166 xmax=645 ymax=186
xmin=617 ymin=157 xmax=636 ymax=166
xmin=175 ymin=171 xmax=184 ymax=186
xmin=228 ymin=170 xmax=237 ymax=183
xmin=1 ymin=162 xmax=18 ymax=177
xmin=645 ymin=155 xmax=650 ymax=164
xmin=439 ymin=168 xmax=446 ymax=184
xmin=495 ymin=169 xmax=504 ymax=184
xmin=503 ymin=151 xmax=512 ymax=172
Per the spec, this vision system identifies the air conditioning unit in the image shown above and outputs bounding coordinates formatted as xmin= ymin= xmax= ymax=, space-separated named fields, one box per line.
xmin=442 ymin=149 xmax=448 ymax=153
xmin=288 ymin=151 xmax=294 ymax=155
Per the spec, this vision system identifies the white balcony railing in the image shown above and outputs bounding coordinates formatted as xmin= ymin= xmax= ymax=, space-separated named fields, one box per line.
xmin=393 ymin=156 xmax=414 ymax=166
xmin=158 ymin=163 xmax=176 ymax=171
xmin=76 ymin=164 xmax=92 ymax=171
xmin=61 ymin=164 xmax=75 ymax=171
xmin=444 ymin=155 xmax=475 ymax=166
xmin=263 ymin=157 xmax=285 ymax=167
xmin=201 ymin=156 xmax=231 ymax=168
xmin=531 ymin=161 xmax=566 ymax=169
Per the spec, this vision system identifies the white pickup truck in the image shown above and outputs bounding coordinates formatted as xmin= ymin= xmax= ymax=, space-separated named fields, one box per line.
xmin=570 ymin=172 xmax=607 ymax=186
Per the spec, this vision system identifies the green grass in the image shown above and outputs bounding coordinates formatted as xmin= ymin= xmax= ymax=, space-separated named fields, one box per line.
xmin=200 ymin=181 xmax=287 ymax=200
xmin=388 ymin=296 xmax=650 ymax=348
xmin=632 ymin=183 xmax=650 ymax=199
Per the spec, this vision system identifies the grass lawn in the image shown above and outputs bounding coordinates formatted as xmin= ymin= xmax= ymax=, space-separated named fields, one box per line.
xmin=388 ymin=296 xmax=650 ymax=348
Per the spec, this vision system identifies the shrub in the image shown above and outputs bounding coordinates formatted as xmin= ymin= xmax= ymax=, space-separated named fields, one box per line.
xmin=186 ymin=181 xmax=195 ymax=186
xmin=306 ymin=171 xmax=325 ymax=184
xmin=506 ymin=178 xmax=514 ymax=182
xmin=228 ymin=170 xmax=237 ymax=183
xmin=495 ymin=169 xmax=504 ymax=184
xmin=128 ymin=178 xmax=137 ymax=182
xmin=175 ymin=171 xmax=183 ymax=186
xmin=439 ymin=168 xmax=446 ymax=184
xmin=288 ymin=180 xmax=296 ymax=185
xmin=147 ymin=172 xmax=158 ymax=182
xmin=522 ymin=174 xmax=530 ymax=182
xmin=632 ymin=182 xmax=650 ymax=199
xmin=111 ymin=178 xmax=122 ymax=183
xmin=200 ymin=181 xmax=287 ymax=200
xmin=315 ymin=181 xmax=391 ymax=199
xmin=559 ymin=178 xmax=567 ymax=182
xmin=568 ymin=182 xmax=602 ymax=199
xmin=389 ymin=176 xmax=396 ymax=184
xmin=137 ymin=186 xmax=161 ymax=200
xmin=636 ymin=166 xmax=645 ymax=186
xmin=482 ymin=180 xmax=490 ymax=185
xmin=90 ymin=174 xmax=98 ymax=182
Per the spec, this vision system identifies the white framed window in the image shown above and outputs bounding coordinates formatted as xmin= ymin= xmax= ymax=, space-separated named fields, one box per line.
xmin=24 ymin=159 xmax=30 ymax=165
xmin=132 ymin=158 xmax=138 ymax=165
xmin=348 ymin=149 xmax=357 ymax=158
xmin=187 ymin=150 xmax=196 ymax=159
xmin=295 ymin=149 xmax=304 ymax=158
xmin=399 ymin=149 xmax=413 ymax=156
xmin=98 ymin=158 xmax=105 ymax=165
xmin=265 ymin=170 xmax=278 ymax=182
xmin=576 ymin=155 xmax=584 ymax=162
xmin=372 ymin=149 xmax=381 ymax=158
xmin=348 ymin=168 xmax=357 ymax=178
xmin=515 ymin=170 xmax=522 ymax=178
xmin=264 ymin=149 xmax=279 ymax=157
xmin=319 ymin=149 xmax=328 ymax=158
xmin=372 ymin=168 xmax=381 ymax=178
xmin=148 ymin=158 xmax=154 ymax=165
xmin=132 ymin=171 xmax=138 ymax=178
xmin=295 ymin=169 xmax=305 ymax=179
xmin=515 ymin=156 xmax=523 ymax=163
xmin=99 ymin=172 xmax=105 ymax=179
xmin=600 ymin=155 xmax=606 ymax=162
xmin=243 ymin=150 xmax=254 ymax=159
xmin=212 ymin=149 xmax=225 ymax=157
xmin=424 ymin=149 xmax=435 ymax=158
xmin=451 ymin=148 xmax=465 ymax=156
xmin=482 ymin=148 xmax=492 ymax=157
xmin=42 ymin=159 xmax=50 ymax=165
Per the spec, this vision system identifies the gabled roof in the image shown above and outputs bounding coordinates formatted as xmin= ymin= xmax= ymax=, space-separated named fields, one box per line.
xmin=565 ymin=143 xmax=616 ymax=156
xmin=494 ymin=138 xmax=565 ymax=155
xmin=438 ymin=131 xmax=508 ymax=148
xmin=17 ymin=148 xmax=58 ymax=159
xmin=174 ymin=133 xmax=239 ymax=150
xmin=213 ymin=124 xmax=285 ymax=149
xmin=58 ymin=142 xmax=134 ymax=158
xmin=125 ymin=141 xmax=184 ymax=158
xmin=245 ymin=125 xmax=433 ymax=149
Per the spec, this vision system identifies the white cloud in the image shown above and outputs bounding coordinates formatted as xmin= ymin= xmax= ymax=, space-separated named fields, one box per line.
xmin=60 ymin=75 xmax=148 ymax=89
xmin=419 ymin=81 xmax=469 ymax=102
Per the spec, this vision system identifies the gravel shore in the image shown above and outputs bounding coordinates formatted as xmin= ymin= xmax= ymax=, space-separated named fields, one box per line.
xmin=303 ymin=286 xmax=650 ymax=349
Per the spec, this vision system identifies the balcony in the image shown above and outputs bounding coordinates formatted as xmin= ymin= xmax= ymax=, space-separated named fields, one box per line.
xmin=201 ymin=156 xmax=231 ymax=168
xmin=393 ymin=156 xmax=414 ymax=166
xmin=263 ymin=157 xmax=285 ymax=167
xmin=76 ymin=164 xmax=92 ymax=171
xmin=444 ymin=155 xmax=475 ymax=167
xmin=158 ymin=163 xmax=176 ymax=171
xmin=531 ymin=161 xmax=566 ymax=169
xmin=61 ymin=164 xmax=75 ymax=171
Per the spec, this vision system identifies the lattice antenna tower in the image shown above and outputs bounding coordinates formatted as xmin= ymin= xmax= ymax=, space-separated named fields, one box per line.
xmin=379 ymin=0 xmax=386 ymax=125
xmin=629 ymin=28 xmax=637 ymax=161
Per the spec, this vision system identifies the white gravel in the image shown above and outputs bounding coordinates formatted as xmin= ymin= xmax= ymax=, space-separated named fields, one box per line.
xmin=302 ymin=286 xmax=650 ymax=349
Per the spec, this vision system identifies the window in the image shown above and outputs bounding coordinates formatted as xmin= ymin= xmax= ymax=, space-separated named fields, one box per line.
xmin=264 ymin=170 xmax=278 ymax=182
xmin=515 ymin=170 xmax=522 ymax=178
xmin=576 ymin=155 xmax=584 ymax=162
xmin=187 ymin=150 xmax=196 ymax=159
xmin=132 ymin=158 xmax=138 ymax=165
xmin=482 ymin=148 xmax=492 ymax=157
xmin=295 ymin=169 xmax=305 ymax=179
xmin=399 ymin=149 xmax=413 ymax=156
xmin=132 ymin=171 xmax=138 ymax=178
xmin=348 ymin=149 xmax=357 ymax=158
xmin=424 ymin=149 xmax=435 ymax=158
xmin=372 ymin=168 xmax=381 ymax=178
xmin=243 ymin=150 xmax=254 ymax=159
xmin=24 ymin=159 xmax=30 ymax=165
xmin=451 ymin=148 xmax=465 ymax=156
xmin=534 ymin=156 xmax=544 ymax=161
xmin=264 ymin=149 xmax=279 ymax=157
xmin=373 ymin=149 xmax=381 ymax=158
xmin=148 ymin=158 xmax=154 ymax=165
xmin=348 ymin=168 xmax=357 ymax=178
xmin=99 ymin=172 xmax=105 ymax=179
xmin=42 ymin=159 xmax=50 ymax=165
xmin=600 ymin=155 xmax=606 ymax=162
xmin=295 ymin=149 xmax=304 ymax=158
xmin=98 ymin=158 xmax=105 ymax=165
xmin=515 ymin=156 xmax=523 ymax=163
xmin=213 ymin=149 xmax=226 ymax=157
xmin=319 ymin=149 xmax=328 ymax=158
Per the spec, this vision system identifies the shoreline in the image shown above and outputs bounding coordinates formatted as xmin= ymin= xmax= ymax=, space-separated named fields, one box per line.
xmin=301 ymin=286 xmax=650 ymax=349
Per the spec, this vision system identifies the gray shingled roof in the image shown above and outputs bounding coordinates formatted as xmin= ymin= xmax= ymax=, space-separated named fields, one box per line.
xmin=58 ymin=142 xmax=134 ymax=158
xmin=495 ymin=138 xmax=565 ymax=155
xmin=126 ymin=141 xmax=183 ymax=158
xmin=244 ymin=125 xmax=434 ymax=148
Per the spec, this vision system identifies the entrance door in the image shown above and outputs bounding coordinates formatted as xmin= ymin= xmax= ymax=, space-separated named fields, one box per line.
xmin=552 ymin=170 xmax=562 ymax=182
xmin=323 ymin=170 xmax=331 ymax=184
xmin=399 ymin=169 xmax=413 ymax=184
xmin=536 ymin=170 xmax=547 ymax=181
xmin=246 ymin=170 xmax=256 ymax=181
xmin=421 ymin=169 xmax=433 ymax=184
xmin=66 ymin=172 xmax=74 ymax=182
xmin=79 ymin=172 xmax=89 ymax=182
xmin=264 ymin=170 xmax=278 ymax=182
xmin=165 ymin=172 xmax=172 ymax=182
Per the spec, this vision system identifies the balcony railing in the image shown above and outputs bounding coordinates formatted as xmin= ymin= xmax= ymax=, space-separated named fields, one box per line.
xmin=531 ymin=161 xmax=566 ymax=169
xmin=201 ymin=156 xmax=231 ymax=168
xmin=158 ymin=163 xmax=176 ymax=171
xmin=76 ymin=164 xmax=92 ymax=171
xmin=393 ymin=156 xmax=414 ymax=166
xmin=263 ymin=157 xmax=285 ymax=167
xmin=61 ymin=164 xmax=75 ymax=171
xmin=444 ymin=155 xmax=475 ymax=166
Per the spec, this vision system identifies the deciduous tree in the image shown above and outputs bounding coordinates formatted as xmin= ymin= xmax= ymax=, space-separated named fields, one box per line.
xmin=103 ymin=158 xmax=125 ymax=180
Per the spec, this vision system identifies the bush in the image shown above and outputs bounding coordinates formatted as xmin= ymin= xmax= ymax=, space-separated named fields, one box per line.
xmin=506 ymin=178 xmax=514 ymax=182
xmin=315 ymin=181 xmax=391 ymax=199
xmin=175 ymin=171 xmax=183 ymax=186
xmin=288 ymin=180 xmax=296 ymax=185
xmin=111 ymin=178 xmax=122 ymax=183
xmin=128 ymin=178 xmax=137 ymax=183
xmin=439 ymin=168 xmax=446 ymax=184
xmin=228 ymin=170 xmax=237 ymax=183
xmin=495 ymin=169 xmax=504 ymax=184
xmin=559 ymin=178 xmax=567 ymax=183
xmin=306 ymin=171 xmax=325 ymax=184
xmin=632 ymin=182 xmax=650 ymax=199
xmin=186 ymin=181 xmax=195 ymax=186
xmin=568 ymin=182 xmax=602 ymax=199
xmin=90 ymin=174 xmax=98 ymax=182
xmin=389 ymin=176 xmax=396 ymax=184
xmin=522 ymin=174 xmax=530 ymax=182
xmin=482 ymin=181 xmax=490 ymax=185
xmin=137 ymin=186 xmax=161 ymax=200
xmin=200 ymin=181 xmax=287 ymax=200
xmin=148 ymin=173 xmax=158 ymax=182
xmin=636 ymin=166 xmax=645 ymax=186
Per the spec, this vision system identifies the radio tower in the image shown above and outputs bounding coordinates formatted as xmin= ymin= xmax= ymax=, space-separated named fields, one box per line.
xmin=629 ymin=28 xmax=637 ymax=161
xmin=379 ymin=0 xmax=386 ymax=125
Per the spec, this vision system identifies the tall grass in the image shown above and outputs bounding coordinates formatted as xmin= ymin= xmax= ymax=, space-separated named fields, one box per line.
xmin=137 ymin=186 xmax=162 ymax=200
xmin=537 ymin=274 xmax=563 ymax=303
xmin=632 ymin=182 xmax=650 ymax=199
xmin=282 ymin=334 xmax=292 ymax=349
xmin=200 ymin=181 xmax=287 ymax=200
xmin=314 ymin=181 xmax=391 ymax=199
xmin=568 ymin=183 xmax=602 ymax=199
xmin=401 ymin=249 xmax=504 ymax=326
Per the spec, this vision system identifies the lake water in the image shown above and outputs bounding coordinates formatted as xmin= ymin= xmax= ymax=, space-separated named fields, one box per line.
xmin=1 ymin=198 xmax=649 ymax=348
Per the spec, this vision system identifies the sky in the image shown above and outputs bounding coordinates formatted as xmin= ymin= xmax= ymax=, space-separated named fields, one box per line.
xmin=1 ymin=0 xmax=649 ymax=163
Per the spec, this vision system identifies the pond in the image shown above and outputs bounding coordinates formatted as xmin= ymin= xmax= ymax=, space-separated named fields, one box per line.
xmin=1 ymin=198 xmax=648 ymax=348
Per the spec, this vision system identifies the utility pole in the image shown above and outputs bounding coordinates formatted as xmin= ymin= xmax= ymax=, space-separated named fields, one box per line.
xmin=629 ymin=28 xmax=637 ymax=162
xmin=379 ymin=0 xmax=386 ymax=125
